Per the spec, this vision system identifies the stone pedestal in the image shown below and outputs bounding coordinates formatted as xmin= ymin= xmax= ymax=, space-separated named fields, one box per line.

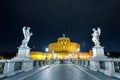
xmin=93 ymin=47 xmax=104 ymax=57
xmin=12 ymin=47 xmax=32 ymax=60
xmin=91 ymin=46 xmax=107 ymax=59
xmin=17 ymin=47 xmax=31 ymax=58
xmin=90 ymin=46 xmax=107 ymax=71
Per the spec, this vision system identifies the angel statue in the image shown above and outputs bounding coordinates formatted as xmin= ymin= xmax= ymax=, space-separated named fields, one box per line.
xmin=20 ymin=26 xmax=33 ymax=48
xmin=91 ymin=27 xmax=101 ymax=47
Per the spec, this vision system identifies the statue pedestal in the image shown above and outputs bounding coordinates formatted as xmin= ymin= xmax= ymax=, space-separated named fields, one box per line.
xmin=11 ymin=47 xmax=33 ymax=71
xmin=90 ymin=46 xmax=107 ymax=71
xmin=13 ymin=47 xmax=32 ymax=60
xmin=91 ymin=46 xmax=107 ymax=59
xmin=17 ymin=47 xmax=31 ymax=58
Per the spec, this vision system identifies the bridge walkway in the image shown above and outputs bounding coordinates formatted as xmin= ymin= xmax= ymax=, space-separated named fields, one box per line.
xmin=3 ymin=64 xmax=119 ymax=80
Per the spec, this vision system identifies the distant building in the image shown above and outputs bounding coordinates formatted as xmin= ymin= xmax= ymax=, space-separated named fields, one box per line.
xmin=30 ymin=35 xmax=92 ymax=60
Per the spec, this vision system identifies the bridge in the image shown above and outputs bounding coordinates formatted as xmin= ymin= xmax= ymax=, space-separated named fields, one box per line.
xmin=0 ymin=60 xmax=120 ymax=80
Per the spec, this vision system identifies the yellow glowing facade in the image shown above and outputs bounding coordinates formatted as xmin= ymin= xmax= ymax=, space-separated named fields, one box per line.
xmin=30 ymin=52 xmax=48 ymax=60
xmin=30 ymin=35 xmax=92 ymax=60
xmin=79 ymin=50 xmax=93 ymax=60
xmin=48 ymin=36 xmax=80 ymax=59
xmin=48 ymin=36 xmax=80 ymax=52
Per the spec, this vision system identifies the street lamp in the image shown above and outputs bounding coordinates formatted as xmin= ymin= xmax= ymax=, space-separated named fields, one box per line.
xmin=77 ymin=48 xmax=80 ymax=59
xmin=46 ymin=48 xmax=49 ymax=52
xmin=45 ymin=48 xmax=48 ymax=64
xmin=45 ymin=48 xmax=48 ymax=59
xmin=77 ymin=48 xmax=80 ymax=52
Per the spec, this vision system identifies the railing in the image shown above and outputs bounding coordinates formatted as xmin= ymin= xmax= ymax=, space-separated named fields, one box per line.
xmin=74 ymin=58 xmax=120 ymax=79
xmin=0 ymin=63 xmax=4 ymax=74
xmin=0 ymin=59 xmax=50 ymax=79
xmin=114 ymin=62 xmax=120 ymax=73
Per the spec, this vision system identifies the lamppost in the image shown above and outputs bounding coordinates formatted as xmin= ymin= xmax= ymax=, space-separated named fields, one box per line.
xmin=77 ymin=48 xmax=80 ymax=65
xmin=78 ymin=48 xmax=80 ymax=59
xmin=45 ymin=48 xmax=48 ymax=65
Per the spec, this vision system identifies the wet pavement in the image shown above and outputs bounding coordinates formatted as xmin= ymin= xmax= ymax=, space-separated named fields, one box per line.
xmin=24 ymin=64 xmax=119 ymax=80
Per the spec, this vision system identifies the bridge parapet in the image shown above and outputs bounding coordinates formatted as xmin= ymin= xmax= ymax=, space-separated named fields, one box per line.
xmin=75 ymin=58 xmax=120 ymax=79
xmin=0 ymin=59 xmax=49 ymax=79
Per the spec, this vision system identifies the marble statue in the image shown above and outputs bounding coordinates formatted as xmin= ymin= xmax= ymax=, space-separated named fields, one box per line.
xmin=20 ymin=26 xmax=33 ymax=48
xmin=92 ymin=27 xmax=101 ymax=47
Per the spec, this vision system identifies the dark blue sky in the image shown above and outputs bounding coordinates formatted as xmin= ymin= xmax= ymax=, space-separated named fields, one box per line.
xmin=0 ymin=0 xmax=120 ymax=52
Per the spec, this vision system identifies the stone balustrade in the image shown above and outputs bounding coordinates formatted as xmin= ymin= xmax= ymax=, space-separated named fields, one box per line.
xmin=75 ymin=58 xmax=120 ymax=79
xmin=0 ymin=59 xmax=49 ymax=79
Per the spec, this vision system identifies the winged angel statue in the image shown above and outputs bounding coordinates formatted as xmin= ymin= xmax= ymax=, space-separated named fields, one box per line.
xmin=91 ymin=27 xmax=101 ymax=47
xmin=20 ymin=26 xmax=33 ymax=48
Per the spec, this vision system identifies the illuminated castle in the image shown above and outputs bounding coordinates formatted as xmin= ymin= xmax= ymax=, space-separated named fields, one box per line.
xmin=48 ymin=34 xmax=80 ymax=59
xmin=30 ymin=35 xmax=92 ymax=60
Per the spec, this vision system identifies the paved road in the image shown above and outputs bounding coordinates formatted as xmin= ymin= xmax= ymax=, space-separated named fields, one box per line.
xmin=24 ymin=64 xmax=118 ymax=80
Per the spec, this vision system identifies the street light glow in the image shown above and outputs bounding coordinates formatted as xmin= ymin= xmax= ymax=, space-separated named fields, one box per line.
xmin=77 ymin=48 xmax=80 ymax=52
xmin=46 ymin=48 xmax=49 ymax=52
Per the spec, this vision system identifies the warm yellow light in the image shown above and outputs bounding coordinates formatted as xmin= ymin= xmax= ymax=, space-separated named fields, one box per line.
xmin=29 ymin=36 xmax=92 ymax=60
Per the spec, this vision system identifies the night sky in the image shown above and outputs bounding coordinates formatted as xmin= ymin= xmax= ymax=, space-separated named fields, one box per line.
xmin=0 ymin=0 xmax=120 ymax=52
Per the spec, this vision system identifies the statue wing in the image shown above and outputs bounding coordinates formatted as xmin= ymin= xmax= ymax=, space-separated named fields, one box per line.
xmin=97 ymin=27 xmax=101 ymax=36
xmin=23 ymin=26 xmax=26 ymax=38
